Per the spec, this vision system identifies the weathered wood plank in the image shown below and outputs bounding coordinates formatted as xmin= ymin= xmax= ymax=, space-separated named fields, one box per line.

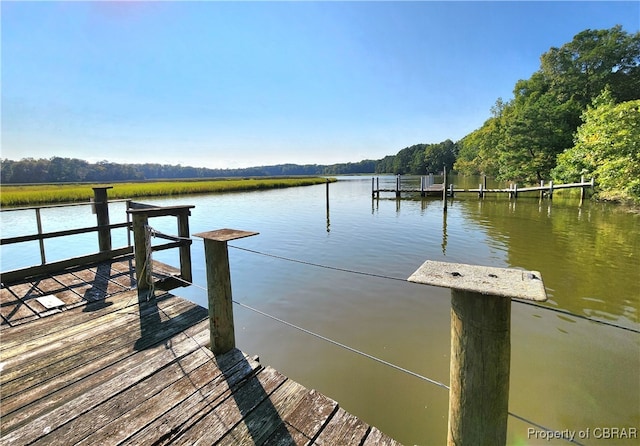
xmin=215 ymin=379 xmax=309 ymax=446
xmin=312 ymin=407 xmax=371 ymax=445
xmin=0 ymin=287 xmax=38 ymax=326
xmin=0 ymin=293 xmax=179 ymax=364
xmin=0 ymin=298 xmax=199 ymax=402
xmin=0 ymin=289 xmax=140 ymax=352
xmin=171 ymin=371 xmax=301 ymax=446
xmin=1 ymin=259 xmax=402 ymax=446
xmin=264 ymin=388 xmax=339 ymax=445
xmin=29 ymin=347 xmax=229 ymax=446
xmin=0 ymin=320 xmax=210 ymax=439
xmin=75 ymin=351 xmax=262 ymax=446
xmin=361 ymin=426 xmax=404 ymax=446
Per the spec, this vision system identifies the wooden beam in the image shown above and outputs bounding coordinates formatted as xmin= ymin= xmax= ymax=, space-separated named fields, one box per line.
xmin=0 ymin=247 xmax=133 ymax=284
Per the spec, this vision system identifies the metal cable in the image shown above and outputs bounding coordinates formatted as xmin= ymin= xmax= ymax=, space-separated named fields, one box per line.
xmin=168 ymin=273 xmax=582 ymax=445
xmin=228 ymin=244 xmax=640 ymax=335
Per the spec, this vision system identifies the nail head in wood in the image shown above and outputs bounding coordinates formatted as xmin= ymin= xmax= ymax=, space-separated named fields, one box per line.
xmin=408 ymin=260 xmax=547 ymax=301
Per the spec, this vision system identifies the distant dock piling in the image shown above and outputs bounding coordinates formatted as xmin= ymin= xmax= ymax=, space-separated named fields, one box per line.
xmin=409 ymin=260 xmax=547 ymax=446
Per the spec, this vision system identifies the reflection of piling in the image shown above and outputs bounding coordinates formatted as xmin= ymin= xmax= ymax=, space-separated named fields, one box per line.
xmin=409 ymin=261 xmax=547 ymax=446
xmin=194 ymin=229 xmax=258 ymax=354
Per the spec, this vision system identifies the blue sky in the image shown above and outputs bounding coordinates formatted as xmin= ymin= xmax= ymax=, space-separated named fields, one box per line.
xmin=2 ymin=1 xmax=639 ymax=169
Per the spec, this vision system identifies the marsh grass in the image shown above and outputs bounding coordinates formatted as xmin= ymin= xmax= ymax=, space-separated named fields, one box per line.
xmin=1 ymin=177 xmax=333 ymax=207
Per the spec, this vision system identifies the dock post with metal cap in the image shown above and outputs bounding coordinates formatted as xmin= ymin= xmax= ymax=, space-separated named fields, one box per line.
xmin=194 ymin=228 xmax=259 ymax=355
xmin=408 ymin=260 xmax=547 ymax=446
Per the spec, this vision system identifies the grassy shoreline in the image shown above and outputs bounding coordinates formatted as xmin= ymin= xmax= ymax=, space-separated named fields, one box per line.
xmin=0 ymin=177 xmax=335 ymax=208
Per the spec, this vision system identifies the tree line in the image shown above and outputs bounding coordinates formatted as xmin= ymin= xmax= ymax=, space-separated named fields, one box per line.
xmin=0 ymin=157 xmax=380 ymax=184
xmin=455 ymin=25 xmax=639 ymax=201
xmin=2 ymin=26 xmax=638 ymax=201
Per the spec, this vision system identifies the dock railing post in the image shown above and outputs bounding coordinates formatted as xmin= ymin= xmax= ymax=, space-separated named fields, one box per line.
xmin=408 ymin=260 xmax=547 ymax=446
xmin=194 ymin=229 xmax=259 ymax=355
xmin=176 ymin=209 xmax=193 ymax=284
xmin=35 ymin=208 xmax=46 ymax=264
xmin=131 ymin=212 xmax=153 ymax=298
xmin=92 ymin=186 xmax=113 ymax=252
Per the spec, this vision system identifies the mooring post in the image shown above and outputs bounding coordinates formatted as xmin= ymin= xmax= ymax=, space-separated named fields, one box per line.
xmin=194 ymin=229 xmax=259 ymax=354
xmin=92 ymin=186 xmax=113 ymax=252
xmin=396 ymin=174 xmax=401 ymax=198
xmin=408 ymin=260 xmax=547 ymax=446
xmin=549 ymin=180 xmax=554 ymax=199
xmin=478 ymin=182 xmax=484 ymax=199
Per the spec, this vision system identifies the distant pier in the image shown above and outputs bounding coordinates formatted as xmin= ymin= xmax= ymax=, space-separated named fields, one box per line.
xmin=372 ymin=174 xmax=595 ymax=201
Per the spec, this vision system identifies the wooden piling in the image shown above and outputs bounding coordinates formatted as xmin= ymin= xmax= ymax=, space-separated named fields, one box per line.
xmin=548 ymin=180 xmax=554 ymax=199
xmin=408 ymin=261 xmax=547 ymax=446
xmin=396 ymin=175 xmax=401 ymax=198
xmin=194 ymin=229 xmax=258 ymax=355
xmin=326 ymin=178 xmax=330 ymax=208
xmin=92 ymin=187 xmax=113 ymax=252
xmin=443 ymin=166 xmax=448 ymax=212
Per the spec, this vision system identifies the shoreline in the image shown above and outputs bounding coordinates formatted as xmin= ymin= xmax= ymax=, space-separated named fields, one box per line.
xmin=0 ymin=177 xmax=336 ymax=208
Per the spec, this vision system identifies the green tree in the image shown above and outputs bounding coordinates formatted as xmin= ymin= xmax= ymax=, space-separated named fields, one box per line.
xmin=540 ymin=25 xmax=640 ymax=104
xmin=424 ymin=140 xmax=457 ymax=174
xmin=454 ymin=101 xmax=505 ymax=177
xmin=553 ymin=90 xmax=640 ymax=202
xmin=458 ymin=26 xmax=639 ymax=182
xmin=496 ymin=77 xmax=581 ymax=182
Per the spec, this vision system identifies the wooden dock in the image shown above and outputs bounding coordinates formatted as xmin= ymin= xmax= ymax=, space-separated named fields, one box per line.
xmin=372 ymin=175 xmax=594 ymax=200
xmin=0 ymin=257 xmax=400 ymax=445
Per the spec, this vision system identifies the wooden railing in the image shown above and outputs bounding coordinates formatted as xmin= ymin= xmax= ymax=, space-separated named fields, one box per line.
xmin=0 ymin=187 xmax=193 ymax=287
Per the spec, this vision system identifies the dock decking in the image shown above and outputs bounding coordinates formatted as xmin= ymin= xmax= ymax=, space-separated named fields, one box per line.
xmin=1 ymin=257 xmax=400 ymax=445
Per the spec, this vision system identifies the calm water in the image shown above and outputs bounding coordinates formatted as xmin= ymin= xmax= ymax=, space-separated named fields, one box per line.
xmin=1 ymin=176 xmax=639 ymax=445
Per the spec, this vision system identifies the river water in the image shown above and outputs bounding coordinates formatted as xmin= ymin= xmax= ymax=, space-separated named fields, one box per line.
xmin=1 ymin=176 xmax=638 ymax=445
